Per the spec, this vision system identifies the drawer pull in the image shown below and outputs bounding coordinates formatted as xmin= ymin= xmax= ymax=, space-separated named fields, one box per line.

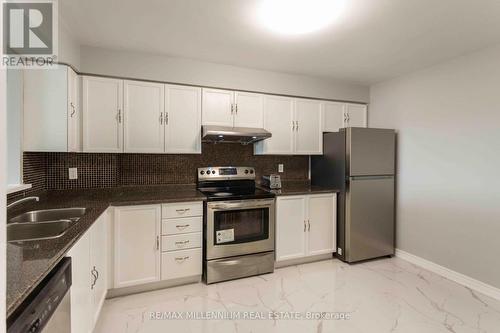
xmin=175 ymin=224 xmax=190 ymax=230
xmin=175 ymin=208 xmax=190 ymax=214
xmin=175 ymin=256 xmax=190 ymax=262
xmin=175 ymin=240 xmax=190 ymax=245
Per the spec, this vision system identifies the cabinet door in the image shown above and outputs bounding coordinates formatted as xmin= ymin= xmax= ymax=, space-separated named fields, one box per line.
xmin=123 ymin=80 xmax=165 ymax=153
xmin=345 ymin=103 xmax=367 ymax=128
xmin=114 ymin=205 xmax=160 ymax=288
xmin=82 ymin=76 xmax=123 ymax=152
xmin=67 ymin=68 xmax=81 ymax=152
xmin=294 ymin=99 xmax=323 ymax=155
xmin=322 ymin=102 xmax=346 ymax=132
xmin=24 ymin=66 xmax=68 ymax=152
xmin=165 ymin=85 xmax=202 ymax=153
xmin=276 ymin=196 xmax=307 ymax=261
xmin=90 ymin=213 xmax=108 ymax=327
xmin=201 ymin=88 xmax=234 ymax=126
xmin=67 ymin=232 xmax=91 ymax=333
xmin=254 ymin=96 xmax=294 ymax=155
xmin=307 ymin=194 xmax=336 ymax=256
xmin=234 ymin=91 xmax=264 ymax=128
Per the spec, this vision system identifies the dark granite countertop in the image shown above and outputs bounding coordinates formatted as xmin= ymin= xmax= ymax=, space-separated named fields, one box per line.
xmin=259 ymin=181 xmax=341 ymax=196
xmin=7 ymin=185 xmax=206 ymax=317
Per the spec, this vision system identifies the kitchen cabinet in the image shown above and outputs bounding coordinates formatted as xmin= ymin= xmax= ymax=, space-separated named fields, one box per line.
xmin=165 ymin=85 xmax=202 ymax=153
xmin=23 ymin=66 xmax=80 ymax=152
xmin=254 ymin=96 xmax=322 ymax=155
xmin=82 ymin=76 xmax=123 ymax=152
xmin=322 ymin=102 xmax=367 ymax=132
xmin=202 ymin=88 xmax=264 ymax=128
xmin=254 ymin=95 xmax=295 ymax=154
xmin=275 ymin=193 xmax=336 ymax=262
xmin=67 ymin=211 xmax=108 ymax=333
xmin=113 ymin=205 xmax=161 ymax=288
xmin=202 ymin=88 xmax=234 ymax=126
xmin=123 ymin=80 xmax=165 ymax=153
xmin=294 ymin=99 xmax=323 ymax=154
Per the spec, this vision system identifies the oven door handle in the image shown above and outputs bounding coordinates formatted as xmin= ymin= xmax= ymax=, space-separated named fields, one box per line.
xmin=209 ymin=203 xmax=272 ymax=210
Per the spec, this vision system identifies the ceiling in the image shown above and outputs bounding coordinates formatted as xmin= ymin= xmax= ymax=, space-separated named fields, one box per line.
xmin=61 ymin=0 xmax=500 ymax=85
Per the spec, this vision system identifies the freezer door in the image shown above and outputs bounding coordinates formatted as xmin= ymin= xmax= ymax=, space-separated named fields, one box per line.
xmin=345 ymin=176 xmax=395 ymax=262
xmin=347 ymin=128 xmax=395 ymax=176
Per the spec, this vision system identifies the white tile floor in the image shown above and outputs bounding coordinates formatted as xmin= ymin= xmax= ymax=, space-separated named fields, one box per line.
xmin=95 ymin=258 xmax=500 ymax=333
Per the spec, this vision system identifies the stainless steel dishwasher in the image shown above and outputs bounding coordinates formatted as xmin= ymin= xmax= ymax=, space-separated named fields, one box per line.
xmin=8 ymin=257 xmax=72 ymax=333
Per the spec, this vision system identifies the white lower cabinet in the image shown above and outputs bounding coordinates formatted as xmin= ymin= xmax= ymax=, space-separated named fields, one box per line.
xmin=68 ymin=210 xmax=108 ymax=333
xmin=113 ymin=205 xmax=161 ymax=288
xmin=276 ymin=193 xmax=337 ymax=262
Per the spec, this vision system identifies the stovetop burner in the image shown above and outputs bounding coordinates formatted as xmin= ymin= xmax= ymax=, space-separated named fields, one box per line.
xmin=197 ymin=166 xmax=275 ymax=201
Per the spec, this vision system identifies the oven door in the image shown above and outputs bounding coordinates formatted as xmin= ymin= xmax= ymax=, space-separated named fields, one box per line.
xmin=206 ymin=199 xmax=275 ymax=260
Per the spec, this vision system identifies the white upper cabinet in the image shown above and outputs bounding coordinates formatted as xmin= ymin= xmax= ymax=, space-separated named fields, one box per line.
xmin=345 ymin=103 xmax=367 ymax=128
xmin=23 ymin=66 xmax=73 ymax=152
xmin=233 ymin=91 xmax=264 ymax=128
xmin=294 ymin=99 xmax=323 ymax=154
xmin=82 ymin=76 xmax=123 ymax=152
xmin=323 ymin=102 xmax=367 ymax=132
xmin=67 ymin=68 xmax=81 ymax=152
xmin=255 ymin=95 xmax=294 ymax=155
xmin=165 ymin=85 xmax=202 ymax=154
xmin=322 ymin=101 xmax=345 ymax=132
xmin=202 ymin=88 xmax=234 ymax=126
xmin=123 ymin=80 xmax=165 ymax=153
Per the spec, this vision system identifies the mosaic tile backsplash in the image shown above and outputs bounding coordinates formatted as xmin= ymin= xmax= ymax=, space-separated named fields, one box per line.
xmin=9 ymin=143 xmax=309 ymax=200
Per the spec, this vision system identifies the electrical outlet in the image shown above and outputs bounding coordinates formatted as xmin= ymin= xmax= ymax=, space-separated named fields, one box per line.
xmin=69 ymin=168 xmax=78 ymax=180
xmin=278 ymin=164 xmax=284 ymax=173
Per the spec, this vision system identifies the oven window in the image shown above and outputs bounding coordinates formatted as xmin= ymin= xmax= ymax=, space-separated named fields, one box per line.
xmin=213 ymin=208 xmax=269 ymax=245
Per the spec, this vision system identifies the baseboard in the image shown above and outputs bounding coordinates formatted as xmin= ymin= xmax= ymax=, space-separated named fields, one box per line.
xmin=275 ymin=253 xmax=334 ymax=268
xmin=106 ymin=275 xmax=201 ymax=299
xmin=395 ymin=249 xmax=500 ymax=301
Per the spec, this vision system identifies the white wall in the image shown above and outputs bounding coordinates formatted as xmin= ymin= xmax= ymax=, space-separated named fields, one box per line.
xmin=1 ymin=1 xmax=8 ymax=329
xmin=370 ymin=44 xmax=500 ymax=288
xmin=59 ymin=17 xmax=81 ymax=69
xmin=80 ymin=46 xmax=369 ymax=103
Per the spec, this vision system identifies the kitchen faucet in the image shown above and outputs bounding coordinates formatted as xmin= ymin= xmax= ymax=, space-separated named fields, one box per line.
xmin=7 ymin=196 xmax=39 ymax=210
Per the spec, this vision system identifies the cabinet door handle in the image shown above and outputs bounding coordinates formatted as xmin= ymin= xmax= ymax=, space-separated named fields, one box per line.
xmin=70 ymin=102 xmax=76 ymax=117
xmin=296 ymin=121 xmax=299 ymax=131
xmin=304 ymin=220 xmax=306 ymax=232
xmin=231 ymin=104 xmax=234 ymax=115
xmin=90 ymin=266 xmax=97 ymax=289
xmin=308 ymin=219 xmax=311 ymax=231
xmin=176 ymin=224 xmax=190 ymax=230
xmin=235 ymin=104 xmax=238 ymax=115
xmin=165 ymin=112 xmax=169 ymax=125
xmin=117 ymin=109 xmax=122 ymax=123
xmin=156 ymin=236 xmax=160 ymax=250
xmin=159 ymin=112 xmax=163 ymax=125
xmin=175 ymin=208 xmax=190 ymax=214
xmin=175 ymin=256 xmax=190 ymax=262
xmin=292 ymin=120 xmax=295 ymax=131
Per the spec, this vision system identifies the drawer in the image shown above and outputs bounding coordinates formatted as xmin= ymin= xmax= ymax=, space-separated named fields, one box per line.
xmin=161 ymin=248 xmax=202 ymax=280
xmin=162 ymin=217 xmax=202 ymax=235
xmin=162 ymin=233 xmax=201 ymax=252
xmin=162 ymin=202 xmax=203 ymax=219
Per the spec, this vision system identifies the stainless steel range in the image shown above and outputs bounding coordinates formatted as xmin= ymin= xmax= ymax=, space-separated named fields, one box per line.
xmin=197 ymin=166 xmax=276 ymax=284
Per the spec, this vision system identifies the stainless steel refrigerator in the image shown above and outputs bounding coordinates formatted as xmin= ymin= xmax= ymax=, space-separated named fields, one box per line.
xmin=311 ymin=127 xmax=396 ymax=263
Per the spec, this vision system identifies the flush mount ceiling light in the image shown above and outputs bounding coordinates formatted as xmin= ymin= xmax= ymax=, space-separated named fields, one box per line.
xmin=257 ymin=0 xmax=345 ymax=35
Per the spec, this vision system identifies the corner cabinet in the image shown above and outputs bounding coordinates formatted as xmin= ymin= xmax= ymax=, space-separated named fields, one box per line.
xmin=82 ymin=76 xmax=124 ymax=152
xmin=254 ymin=96 xmax=322 ymax=155
xmin=322 ymin=102 xmax=367 ymax=132
xmin=276 ymin=193 xmax=336 ymax=262
xmin=23 ymin=65 xmax=80 ymax=152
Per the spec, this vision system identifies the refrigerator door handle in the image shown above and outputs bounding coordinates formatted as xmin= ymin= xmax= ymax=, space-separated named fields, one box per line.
xmin=349 ymin=175 xmax=394 ymax=181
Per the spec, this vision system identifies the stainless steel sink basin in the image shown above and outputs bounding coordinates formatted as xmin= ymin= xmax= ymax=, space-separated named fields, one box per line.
xmin=7 ymin=220 xmax=73 ymax=242
xmin=10 ymin=208 xmax=87 ymax=223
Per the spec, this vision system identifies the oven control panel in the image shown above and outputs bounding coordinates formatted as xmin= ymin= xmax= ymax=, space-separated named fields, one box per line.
xmin=198 ymin=166 xmax=255 ymax=181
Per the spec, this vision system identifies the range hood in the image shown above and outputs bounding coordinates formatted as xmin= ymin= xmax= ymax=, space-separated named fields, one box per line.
xmin=202 ymin=125 xmax=272 ymax=145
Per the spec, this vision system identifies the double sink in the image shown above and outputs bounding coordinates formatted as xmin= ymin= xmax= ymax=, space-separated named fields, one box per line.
xmin=7 ymin=208 xmax=87 ymax=242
